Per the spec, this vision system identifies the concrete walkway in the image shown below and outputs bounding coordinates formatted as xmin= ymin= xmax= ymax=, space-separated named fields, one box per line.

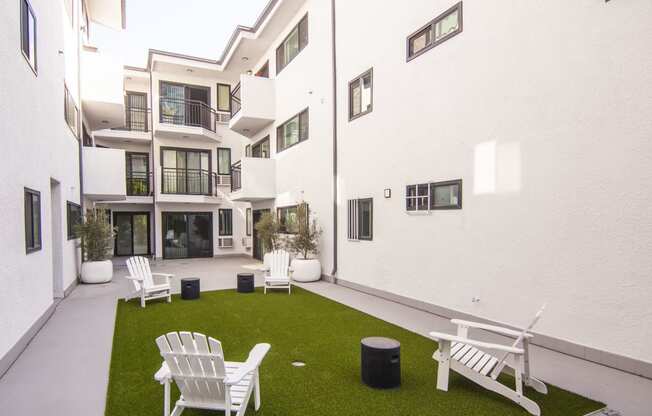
xmin=0 ymin=257 xmax=649 ymax=415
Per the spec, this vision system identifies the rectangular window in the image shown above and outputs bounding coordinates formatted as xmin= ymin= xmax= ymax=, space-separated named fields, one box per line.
xmin=66 ymin=202 xmax=82 ymax=240
xmin=245 ymin=144 xmax=251 ymax=157
xmin=407 ymin=2 xmax=462 ymax=61
xmin=276 ymin=14 xmax=308 ymax=74
xmin=276 ymin=109 xmax=309 ymax=153
xmin=161 ymin=148 xmax=211 ymax=195
xmin=406 ymin=179 xmax=462 ymax=211
xmin=218 ymin=209 xmax=233 ymax=236
xmin=217 ymin=147 xmax=231 ymax=175
xmin=125 ymin=92 xmax=148 ymax=132
xmin=430 ymin=179 xmax=462 ymax=209
xmin=252 ymin=136 xmax=270 ymax=158
xmin=246 ymin=208 xmax=252 ymax=236
xmin=64 ymin=84 xmax=79 ymax=137
xmin=277 ymin=205 xmax=308 ymax=234
xmin=21 ymin=0 xmax=37 ymax=73
xmin=217 ymin=83 xmax=231 ymax=112
xmin=349 ymin=69 xmax=373 ymax=120
xmin=24 ymin=188 xmax=41 ymax=253
xmin=348 ymin=198 xmax=373 ymax=241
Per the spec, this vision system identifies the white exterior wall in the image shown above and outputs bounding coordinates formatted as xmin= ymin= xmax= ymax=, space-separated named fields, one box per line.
xmin=0 ymin=0 xmax=82 ymax=360
xmin=335 ymin=0 xmax=652 ymax=363
xmin=247 ymin=0 xmax=335 ymax=274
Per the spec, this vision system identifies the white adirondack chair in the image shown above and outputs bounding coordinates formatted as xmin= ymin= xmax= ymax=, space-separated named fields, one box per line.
xmin=263 ymin=250 xmax=292 ymax=294
xmin=154 ymin=331 xmax=271 ymax=416
xmin=429 ymin=306 xmax=548 ymax=416
xmin=125 ymin=256 xmax=173 ymax=308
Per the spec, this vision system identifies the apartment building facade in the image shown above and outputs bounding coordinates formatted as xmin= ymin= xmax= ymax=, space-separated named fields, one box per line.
xmin=0 ymin=0 xmax=125 ymax=376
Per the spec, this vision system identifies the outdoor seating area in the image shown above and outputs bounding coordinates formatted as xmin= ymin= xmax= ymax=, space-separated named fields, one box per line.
xmin=105 ymin=282 xmax=604 ymax=416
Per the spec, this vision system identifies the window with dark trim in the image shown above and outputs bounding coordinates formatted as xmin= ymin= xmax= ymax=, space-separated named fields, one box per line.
xmin=217 ymin=147 xmax=231 ymax=175
xmin=216 ymin=83 xmax=231 ymax=112
xmin=218 ymin=209 xmax=233 ymax=236
xmin=246 ymin=208 xmax=252 ymax=236
xmin=276 ymin=14 xmax=308 ymax=75
xmin=24 ymin=188 xmax=41 ymax=253
xmin=20 ymin=0 xmax=37 ymax=74
xmin=347 ymin=198 xmax=373 ymax=241
xmin=161 ymin=148 xmax=212 ymax=195
xmin=277 ymin=205 xmax=308 ymax=234
xmin=406 ymin=179 xmax=462 ymax=211
xmin=245 ymin=144 xmax=251 ymax=157
xmin=349 ymin=69 xmax=373 ymax=121
xmin=407 ymin=2 xmax=462 ymax=61
xmin=66 ymin=202 xmax=82 ymax=240
xmin=276 ymin=109 xmax=309 ymax=153
xmin=252 ymin=136 xmax=270 ymax=158
xmin=64 ymin=84 xmax=79 ymax=137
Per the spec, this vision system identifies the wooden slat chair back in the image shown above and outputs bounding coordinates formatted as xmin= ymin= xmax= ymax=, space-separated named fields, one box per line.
xmin=154 ymin=332 xmax=271 ymax=416
xmin=264 ymin=250 xmax=292 ymax=294
xmin=124 ymin=256 xmax=173 ymax=308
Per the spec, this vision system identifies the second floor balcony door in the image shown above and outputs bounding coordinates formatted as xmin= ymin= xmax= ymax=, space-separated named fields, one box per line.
xmin=162 ymin=148 xmax=211 ymax=195
xmin=125 ymin=92 xmax=148 ymax=131
xmin=160 ymin=82 xmax=211 ymax=130
xmin=126 ymin=152 xmax=149 ymax=196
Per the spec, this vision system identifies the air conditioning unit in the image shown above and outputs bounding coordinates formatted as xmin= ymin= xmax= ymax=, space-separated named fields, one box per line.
xmin=215 ymin=175 xmax=231 ymax=186
xmin=217 ymin=237 xmax=233 ymax=248
xmin=242 ymin=237 xmax=252 ymax=249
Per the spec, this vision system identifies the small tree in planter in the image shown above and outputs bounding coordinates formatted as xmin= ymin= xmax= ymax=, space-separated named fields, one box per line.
xmin=255 ymin=211 xmax=280 ymax=262
xmin=286 ymin=203 xmax=323 ymax=282
xmin=74 ymin=208 xmax=115 ymax=284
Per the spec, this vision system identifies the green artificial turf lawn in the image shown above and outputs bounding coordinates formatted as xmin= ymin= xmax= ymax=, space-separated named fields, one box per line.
xmin=106 ymin=287 xmax=604 ymax=416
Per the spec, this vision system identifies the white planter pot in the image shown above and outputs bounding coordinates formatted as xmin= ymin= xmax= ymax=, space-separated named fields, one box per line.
xmin=291 ymin=258 xmax=322 ymax=282
xmin=80 ymin=260 xmax=113 ymax=284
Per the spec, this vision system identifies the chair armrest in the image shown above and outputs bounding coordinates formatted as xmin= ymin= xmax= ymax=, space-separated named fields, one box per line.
xmin=151 ymin=273 xmax=174 ymax=278
xmin=429 ymin=331 xmax=524 ymax=355
xmin=154 ymin=362 xmax=171 ymax=383
xmin=224 ymin=343 xmax=271 ymax=385
xmin=451 ymin=319 xmax=534 ymax=339
xmin=124 ymin=275 xmax=143 ymax=281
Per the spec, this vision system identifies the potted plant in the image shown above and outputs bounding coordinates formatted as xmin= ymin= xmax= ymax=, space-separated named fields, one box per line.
xmin=75 ymin=208 xmax=115 ymax=284
xmin=254 ymin=211 xmax=280 ymax=269
xmin=286 ymin=203 xmax=323 ymax=282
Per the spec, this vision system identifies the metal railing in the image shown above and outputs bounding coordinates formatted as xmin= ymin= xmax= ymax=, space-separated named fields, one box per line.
xmin=114 ymin=106 xmax=150 ymax=132
xmin=231 ymin=161 xmax=242 ymax=192
xmin=161 ymin=168 xmax=215 ymax=196
xmin=126 ymin=172 xmax=151 ymax=196
xmin=159 ymin=97 xmax=217 ymax=132
xmin=230 ymin=83 xmax=241 ymax=117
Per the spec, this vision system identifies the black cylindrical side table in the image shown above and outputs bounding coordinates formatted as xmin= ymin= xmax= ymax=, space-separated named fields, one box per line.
xmin=181 ymin=278 xmax=200 ymax=300
xmin=237 ymin=273 xmax=255 ymax=293
xmin=361 ymin=337 xmax=401 ymax=388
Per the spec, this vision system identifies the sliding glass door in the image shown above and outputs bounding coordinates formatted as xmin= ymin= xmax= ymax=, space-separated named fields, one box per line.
xmin=114 ymin=212 xmax=150 ymax=256
xmin=162 ymin=212 xmax=213 ymax=259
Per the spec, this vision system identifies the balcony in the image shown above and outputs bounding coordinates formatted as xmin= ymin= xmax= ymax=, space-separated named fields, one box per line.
xmin=229 ymin=158 xmax=276 ymax=202
xmin=156 ymin=97 xmax=226 ymax=142
xmin=93 ymin=106 xmax=151 ymax=142
xmin=229 ymin=75 xmax=275 ymax=138
xmin=157 ymin=168 xmax=221 ymax=204
xmin=82 ymin=147 xmax=126 ymax=201
xmin=80 ymin=46 xmax=125 ymax=130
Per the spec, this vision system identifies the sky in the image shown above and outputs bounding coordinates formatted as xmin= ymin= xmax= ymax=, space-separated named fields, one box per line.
xmin=92 ymin=0 xmax=269 ymax=68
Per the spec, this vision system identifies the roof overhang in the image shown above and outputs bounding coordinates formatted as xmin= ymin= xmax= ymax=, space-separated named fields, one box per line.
xmin=86 ymin=0 xmax=126 ymax=30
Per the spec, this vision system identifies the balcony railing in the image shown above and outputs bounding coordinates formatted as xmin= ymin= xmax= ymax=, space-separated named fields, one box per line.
xmin=161 ymin=168 xmax=219 ymax=196
xmin=126 ymin=172 xmax=151 ymax=196
xmin=231 ymin=161 xmax=242 ymax=192
xmin=159 ymin=97 xmax=217 ymax=132
xmin=230 ymin=83 xmax=241 ymax=117
xmin=114 ymin=106 xmax=150 ymax=132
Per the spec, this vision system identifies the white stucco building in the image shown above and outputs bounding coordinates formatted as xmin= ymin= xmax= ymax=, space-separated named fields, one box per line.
xmin=1 ymin=0 xmax=651 ymax=412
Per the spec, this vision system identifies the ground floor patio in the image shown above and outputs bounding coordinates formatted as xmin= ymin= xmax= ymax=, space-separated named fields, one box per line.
xmin=0 ymin=257 xmax=649 ymax=415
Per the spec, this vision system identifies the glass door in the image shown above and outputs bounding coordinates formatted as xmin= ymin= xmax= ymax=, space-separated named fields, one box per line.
xmin=252 ymin=209 xmax=270 ymax=261
xmin=163 ymin=212 xmax=213 ymax=259
xmin=126 ymin=152 xmax=149 ymax=196
xmin=160 ymin=82 xmax=185 ymax=125
xmin=114 ymin=212 xmax=150 ymax=256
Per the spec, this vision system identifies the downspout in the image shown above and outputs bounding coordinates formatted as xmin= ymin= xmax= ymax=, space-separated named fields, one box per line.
xmin=77 ymin=3 xmax=83 ymax=212
xmin=330 ymin=0 xmax=338 ymax=280
xmin=149 ymin=67 xmax=157 ymax=259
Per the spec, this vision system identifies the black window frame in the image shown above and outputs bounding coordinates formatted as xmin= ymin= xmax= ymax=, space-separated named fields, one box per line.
xmin=348 ymin=68 xmax=374 ymax=121
xmin=66 ymin=201 xmax=82 ymax=240
xmin=429 ymin=179 xmax=463 ymax=210
xmin=347 ymin=198 xmax=373 ymax=241
xmin=218 ymin=208 xmax=233 ymax=236
xmin=64 ymin=84 xmax=79 ymax=138
xmin=277 ymin=204 xmax=309 ymax=235
xmin=217 ymin=147 xmax=232 ymax=176
xmin=276 ymin=13 xmax=308 ymax=75
xmin=160 ymin=147 xmax=212 ymax=195
xmin=216 ymin=83 xmax=231 ymax=113
xmin=251 ymin=136 xmax=270 ymax=158
xmin=20 ymin=0 xmax=37 ymax=75
xmin=276 ymin=108 xmax=309 ymax=153
xmin=406 ymin=2 xmax=463 ymax=62
xmin=24 ymin=187 xmax=41 ymax=253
